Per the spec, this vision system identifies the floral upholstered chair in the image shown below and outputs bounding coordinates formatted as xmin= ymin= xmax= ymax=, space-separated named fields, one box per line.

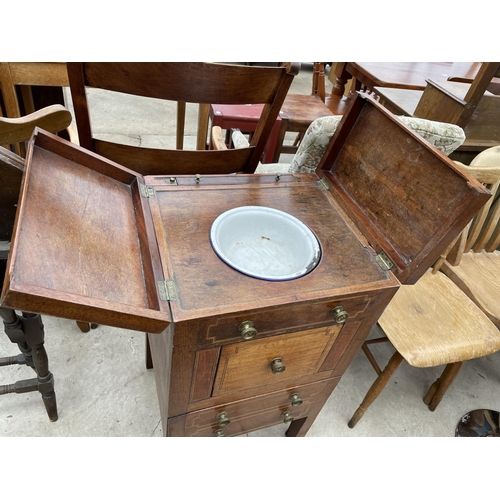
xmin=234 ymin=114 xmax=466 ymax=174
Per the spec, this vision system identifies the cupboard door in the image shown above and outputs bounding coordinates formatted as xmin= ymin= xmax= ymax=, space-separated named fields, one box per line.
xmin=212 ymin=325 xmax=342 ymax=396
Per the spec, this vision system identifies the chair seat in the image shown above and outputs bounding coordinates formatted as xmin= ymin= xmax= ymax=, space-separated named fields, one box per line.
xmin=255 ymin=163 xmax=290 ymax=174
xmin=280 ymin=94 xmax=335 ymax=132
xmin=378 ymin=269 xmax=500 ymax=368
xmin=441 ymin=250 xmax=500 ymax=327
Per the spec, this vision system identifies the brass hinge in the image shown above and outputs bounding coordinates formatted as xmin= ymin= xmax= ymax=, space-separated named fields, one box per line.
xmin=140 ymin=184 xmax=155 ymax=198
xmin=317 ymin=176 xmax=331 ymax=191
xmin=157 ymin=280 xmax=178 ymax=301
xmin=375 ymin=251 xmax=394 ymax=271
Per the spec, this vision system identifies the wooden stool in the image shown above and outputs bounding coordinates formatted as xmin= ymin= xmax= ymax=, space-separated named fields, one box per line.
xmin=0 ymin=305 xmax=58 ymax=422
xmin=209 ymin=103 xmax=286 ymax=163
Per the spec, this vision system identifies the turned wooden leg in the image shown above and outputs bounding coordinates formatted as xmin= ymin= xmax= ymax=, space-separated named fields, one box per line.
xmin=331 ymin=75 xmax=348 ymax=98
xmin=21 ymin=313 xmax=58 ymax=421
xmin=1 ymin=307 xmax=34 ymax=367
xmin=1 ymin=308 xmax=58 ymax=421
xmin=424 ymin=361 xmax=463 ymax=412
xmin=348 ymin=351 xmax=404 ymax=428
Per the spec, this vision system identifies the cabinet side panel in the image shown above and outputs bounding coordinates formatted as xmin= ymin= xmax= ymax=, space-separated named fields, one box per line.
xmin=148 ymin=326 xmax=174 ymax=435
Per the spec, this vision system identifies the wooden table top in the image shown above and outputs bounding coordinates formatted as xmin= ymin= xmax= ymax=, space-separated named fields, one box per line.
xmin=345 ymin=62 xmax=482 ymax=90
xmin=374 ymin=80 xmax=496 ymax=117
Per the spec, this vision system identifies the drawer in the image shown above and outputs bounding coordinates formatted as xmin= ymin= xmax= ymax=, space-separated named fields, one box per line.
xmin=170 ymin=378 xmax=339 ymax=437
xmin=199 ymin=293 xmax=374 ymax=348
xmin=212 ymin=325 xmax=342 ymax=397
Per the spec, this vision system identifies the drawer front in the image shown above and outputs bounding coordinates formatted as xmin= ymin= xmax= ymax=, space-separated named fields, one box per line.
xmin=212 ymin=325 xmax=342 ymax=397
xmin=170 ymin=378 xmax=338 ymax=437
xmin=200 ymin=293 xmax=373 ymax=348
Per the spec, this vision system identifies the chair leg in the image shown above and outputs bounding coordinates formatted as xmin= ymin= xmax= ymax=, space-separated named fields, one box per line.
xmin=348 ymin=351 xmax=403 ymax=428
xmin=75 ymin=321 xmax=98 ymax=332
xmin=21 ymin=313 xmax=58 ymax=421
xmin=197 ymin=103 xmax=210 ymax=150
xmin=145 ymin=334 xmax=153 ymax=370
xmin=423 ymin=361 xmax=463 ymax=412
xmin=176 ymin=101 xmax=186 ymax=150
xmin=1 ymin=308 xmax=58 ymax=422
xmin=76 ymin=321 xmax=91 ymax=333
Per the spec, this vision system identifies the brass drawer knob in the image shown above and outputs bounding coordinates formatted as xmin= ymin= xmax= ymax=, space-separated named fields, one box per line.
xmin=331 ymin=305 xmax=349 ymax=324
xmin=270 ymin=357 xmax=286 ymax=374
xmin=289 ymin=393 xmax=303 ymax=407
xmin=281 ymin=411 xmax=294 ymax=424
xmin=213 ymin=429 xmax=225 ymax=437
xmin=238 ymin=320 xmax=257 ymax=340
xmin=216 ymin=411 xmax=231 ymax=427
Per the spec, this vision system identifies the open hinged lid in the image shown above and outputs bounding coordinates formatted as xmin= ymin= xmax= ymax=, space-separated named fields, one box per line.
xmin=1 ymin=128 xmax=172 ymax=333
xmin=316 ymin=94 xmax=491 ymax=284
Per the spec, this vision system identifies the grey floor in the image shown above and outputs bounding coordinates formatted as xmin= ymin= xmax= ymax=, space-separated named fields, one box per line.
xmin=1 ymin=63 xmax=499 ymax=438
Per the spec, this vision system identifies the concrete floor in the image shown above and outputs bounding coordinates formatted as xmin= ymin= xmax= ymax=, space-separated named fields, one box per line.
xmin=1 ymin=63 xmax=499 ymax=438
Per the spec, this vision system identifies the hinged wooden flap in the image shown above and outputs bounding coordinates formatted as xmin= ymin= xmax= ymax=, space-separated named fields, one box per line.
xmin=317 ymin=94 xmax=491 ymax=284
xmin=1 ymin=129 xmax=172 ymax=333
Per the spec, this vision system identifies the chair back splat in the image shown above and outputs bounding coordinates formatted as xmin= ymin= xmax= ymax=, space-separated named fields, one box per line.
xmin=438 ymin=147 xmax=500 ymax=328
xmin=67 ymin=62 xmax=299 ymax=175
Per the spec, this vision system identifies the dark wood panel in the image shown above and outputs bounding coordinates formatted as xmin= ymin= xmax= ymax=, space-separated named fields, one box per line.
xmin=0 ymin=149 xmax=22 ymax=241
xmin=190 ymin=348 xmax=220 ymax=402
xmin=319 ymin=320 xmax=363 ymax=372
xmin=319 ymin=95 xmax=491 ymax=284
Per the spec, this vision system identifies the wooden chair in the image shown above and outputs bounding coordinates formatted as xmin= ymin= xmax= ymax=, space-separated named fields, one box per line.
xmin=241 ymin=110 xmax=468 ymax=176
xmin=0 ymin=104 xmax=73 ymax=248
xmin=347 ymin=148 xmax=500 ymax=429
xmin=272 ymin=63 xmax=351 ymax=160
xmin=67 ymin=62 xmax=299 ymax=175
xmin=413 ymin=62 xmax=500 ymax=127
xmin=374 ymin=62 xmax=500 ymax=161
xmin=0 ymin=105 xmax=73 ymax=421
xmin=439 ymin=146 xmax=500 ymax=328
xmin=208 ymin=63 xmax=351 ymax=163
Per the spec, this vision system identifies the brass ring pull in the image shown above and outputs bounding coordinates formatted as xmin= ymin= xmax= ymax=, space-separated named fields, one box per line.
xmin=213 ymin=429 xmax=225 ymax=437
xmin=281 ymin=411 xmax=294 ymax=424
xmin=330 ymin=305 xmax=349 ymax=324
xmin=216 ymin=411 xmax=231 ymax=427
xmin=270 ymin=357 xmax=286 ymax=374
xmin=238 ymin=320 xmax=257 ymax=340
xmin=289 ymin=393 xmax=303 ymax=407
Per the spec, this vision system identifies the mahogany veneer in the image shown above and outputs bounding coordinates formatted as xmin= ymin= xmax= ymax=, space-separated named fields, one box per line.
xmin=1 ymin=95 xmax=490 ymax=437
